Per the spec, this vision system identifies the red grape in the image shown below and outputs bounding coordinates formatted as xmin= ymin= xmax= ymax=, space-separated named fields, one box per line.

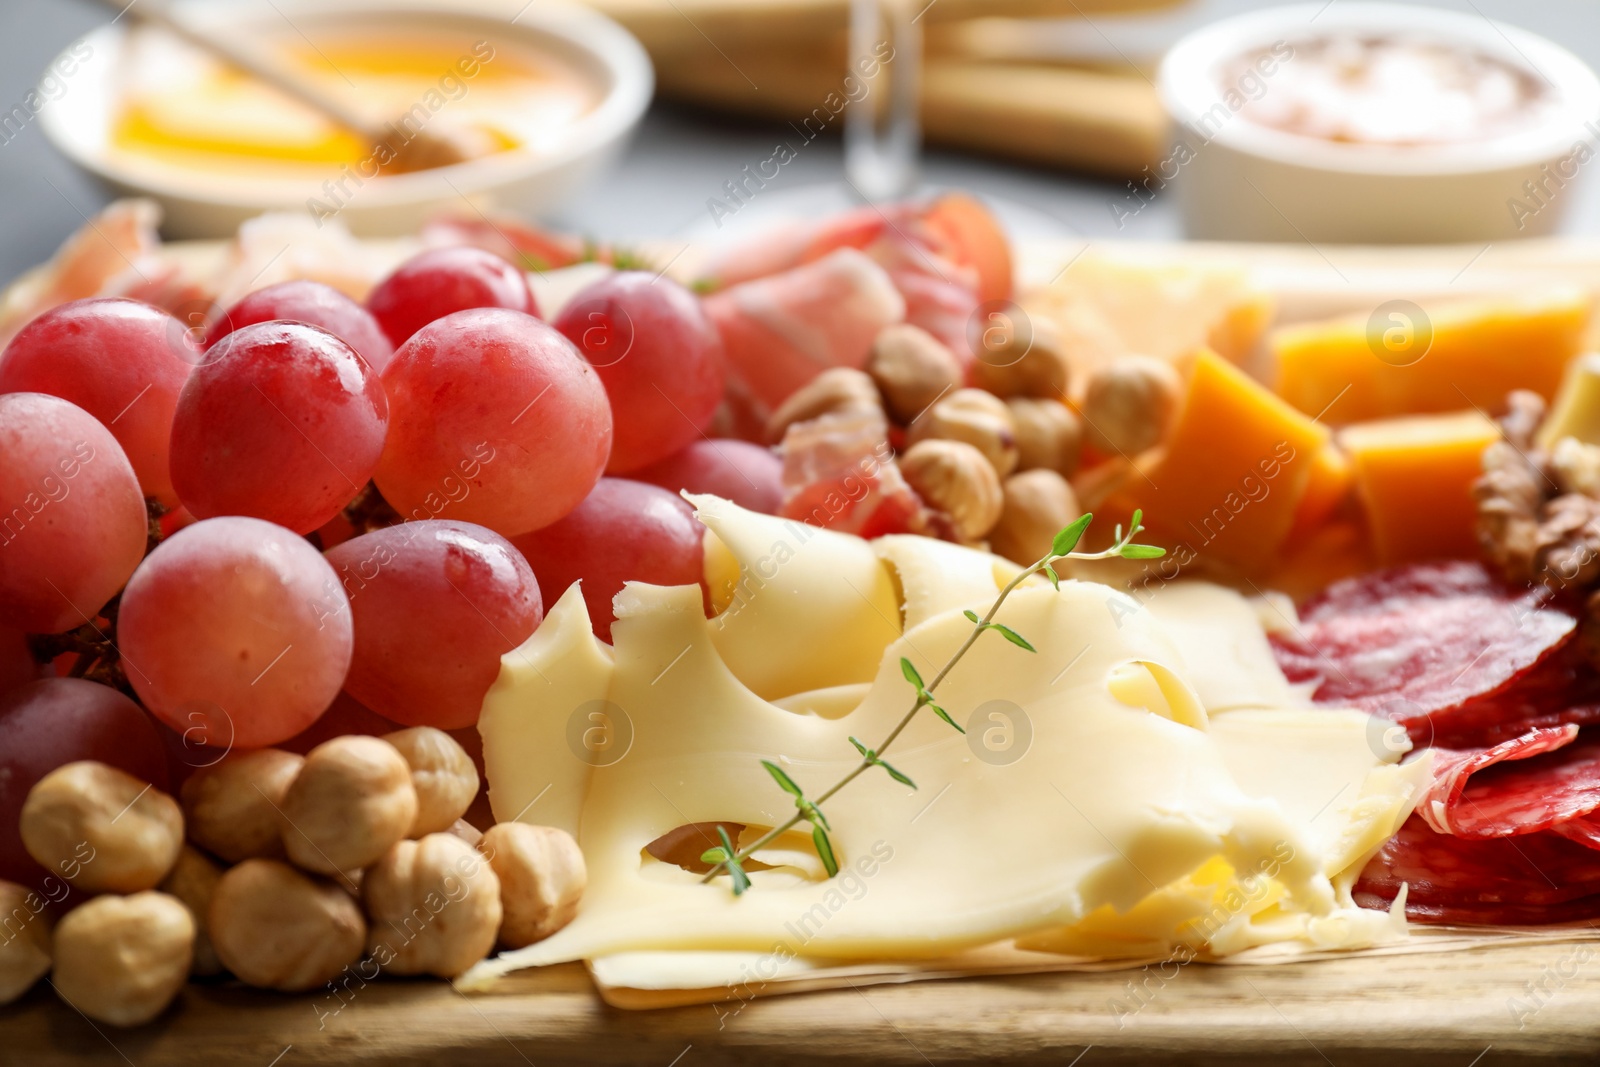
xmin=119 ymin=516 xmax=353 ymax=748
xmin=512 ymin=478 xmax=705 ymax=643
xmin=630 ymin=439 xmax=784 ymax=514
xmin=0 ymin=393 xmax=148 ymax=634
xmin=325 ymin=519 xmax=543 ymax=729
xmin=374 ymin=309 xmax=611 ymax=536
xmin=280 ymin=690 xmax=398 ymax=754
xmin=367 ymin=246 xmax=540 ymax=347
xmin=0 ymin=298 xmax=193 ymax=505
xmin=0 ymin=627 xmax=41 ymax=698
xmin=169 ymin=321 xmax=389 ymax=534
xmin=206 ymin=280 xmax=395 ymax=372
xmin=0 ymin=678 xmax=169 ymax=887
xmin=554 ymin=272 xmax=724 ymax=473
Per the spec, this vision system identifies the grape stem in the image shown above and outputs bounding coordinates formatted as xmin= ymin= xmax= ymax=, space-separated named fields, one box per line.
xmin=699 ymin=515 xmax=1155 ymax=887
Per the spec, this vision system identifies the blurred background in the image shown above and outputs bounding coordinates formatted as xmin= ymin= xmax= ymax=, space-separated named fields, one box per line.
xmin=3 ymin=0 xmax=1599 ymax=281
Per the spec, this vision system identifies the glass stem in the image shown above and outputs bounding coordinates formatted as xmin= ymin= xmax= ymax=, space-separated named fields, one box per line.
xmin=844 ymin=0 xmax=923 ymax=202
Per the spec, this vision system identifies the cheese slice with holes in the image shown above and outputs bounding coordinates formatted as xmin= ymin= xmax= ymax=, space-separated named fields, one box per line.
xmin=465 ymin=500 xmax=1425 ymax=990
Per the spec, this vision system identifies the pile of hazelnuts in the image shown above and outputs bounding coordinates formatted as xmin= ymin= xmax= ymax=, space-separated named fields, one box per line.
xmin=0 ymin=729 xmax=585 ymax=1026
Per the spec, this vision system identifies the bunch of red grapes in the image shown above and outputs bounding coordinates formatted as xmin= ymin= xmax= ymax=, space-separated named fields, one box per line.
xmin=0 ymin=245 xmax=783 ymax=884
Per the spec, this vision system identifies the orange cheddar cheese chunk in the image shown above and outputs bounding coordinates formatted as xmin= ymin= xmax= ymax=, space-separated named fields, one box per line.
xmin=1272 ymin=290 xmax=1593 ymax=425
xmin=1286 ymin=442 xmax=1354 ymax=544
xmin=1138 ymin=350 xmax=1329 ymax=573
xmin=1340 ymin=410 xmax=1499 ymax=565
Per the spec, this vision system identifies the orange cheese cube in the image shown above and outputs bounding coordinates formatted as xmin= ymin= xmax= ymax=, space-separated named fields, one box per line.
xmin=1272 ymin=290 xmax=1593 ymax=425
xmin=1268 ymin=521 xmax=1374 ymax=606
xmin=1286 ymin=442 xmax=1354 ymax=543
xmin=1340 ymin=410 xmax=1500 ymax=565
xmin=1137 ymin=350 xmax=1329 ymax=573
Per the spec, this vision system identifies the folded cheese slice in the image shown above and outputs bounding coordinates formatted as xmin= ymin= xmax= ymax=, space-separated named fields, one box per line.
xmin=464 ymin=500 xmax=1426 ymax=990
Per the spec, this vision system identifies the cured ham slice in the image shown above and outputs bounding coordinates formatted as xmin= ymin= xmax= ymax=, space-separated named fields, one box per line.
xmin=777 ymin=410 xmax=928 ymax=538
xmin=1270 ymin=561 xmax=1578 ymax=744
xmin=704 ymin=248 xmax=905 ymax=414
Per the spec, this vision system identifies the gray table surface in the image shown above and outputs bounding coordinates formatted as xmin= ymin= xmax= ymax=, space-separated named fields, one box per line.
xmin=3 ymin=0 xmax=1600 ymax=287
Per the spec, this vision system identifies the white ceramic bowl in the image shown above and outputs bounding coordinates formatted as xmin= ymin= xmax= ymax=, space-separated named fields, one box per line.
xmin=1158 ymin=3 xmax=1600 ymax=243
xmin=39 ymin=0 xmax=653 ymax=238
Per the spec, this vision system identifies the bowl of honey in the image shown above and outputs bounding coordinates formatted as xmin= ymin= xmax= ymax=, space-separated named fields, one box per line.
xmin=38 ymin=0 xmax=653 ymax=237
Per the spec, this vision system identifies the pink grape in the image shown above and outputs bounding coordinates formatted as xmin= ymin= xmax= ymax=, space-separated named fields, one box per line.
xmin=119 ymin=516 xmax=353 ymax=748
xmin=512 ymin=478 xmax=705 ymax=643
xmin=280 ymin=690 xmax=398 ymax=754
xmin=206 ymin=280 xmax=395 ymax=372
xmin=169 ymin=321 xmax=389 ymax=533
xmin=367 ymin=246 xmax=540 ymax=347
xmin=0 ymin=627 xmax=41 ymax=698
xmin=325 ymin=519 xmax=543 ymax=729
xmin=0 ymin=393 xmax=148 ymax=634
xmin=374 ymin=309 xmax=612 ymax=536
xmin=630 ymin=439 xmax=784 ymax=514
xmin=553 ymin=272 xmax=724 ymax=473
xmin=0 ymin=298 xmax=193 ymax=505
xmin=0 ymin=678 xmax=169 ymax=887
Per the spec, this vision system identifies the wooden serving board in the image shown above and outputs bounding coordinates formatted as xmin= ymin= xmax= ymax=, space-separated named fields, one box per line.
xmin=7 ymin=941 xmax=1600 ymax=1065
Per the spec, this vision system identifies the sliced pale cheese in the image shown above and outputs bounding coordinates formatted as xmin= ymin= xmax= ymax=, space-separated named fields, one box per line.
xmin=693 ymin=493 xmax=901 ymax=701
xmin=872 ymin=533 xmax=1025 ymax=630
xmin=1137 ymin=581 xmax=1299 ymax=712
xmin=460 ymin=501 xmax=1418 ymax=990
xmin=479 ymin=584 xmax=614 ymax=836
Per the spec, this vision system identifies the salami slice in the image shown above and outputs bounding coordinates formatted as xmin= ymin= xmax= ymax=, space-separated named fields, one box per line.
xmin=1552 ymin=814 xmax=1600 ymax=852
xmin=1354 ymin=814 xmax=1600 ymax=925
xmin=1416 ymin=725 xmax=1600 ymax=838
xmin=1270 ymin=561 xmax=1577 ymax=742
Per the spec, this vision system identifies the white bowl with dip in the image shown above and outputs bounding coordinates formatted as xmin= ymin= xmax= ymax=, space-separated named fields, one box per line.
xmin=38 ymin=0 xmax=653 ymax=238
xmin=1158 ymin=2 xmax=1600 ymax=243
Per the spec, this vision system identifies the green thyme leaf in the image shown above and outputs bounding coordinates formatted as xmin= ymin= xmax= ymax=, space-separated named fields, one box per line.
xmin=901 ymin=657 xmax=925 ymax=690
xmin=812 ymin=824 xmax=840 ymax=878
xmin=991 ymin=623 xmax=1036 ymax=652
xmin=1120 ymin=544 xmax=1167 ymax=559
xmin=798 ymin=797 xmax=831 ymax=831
xmin=1052 ymin=514 xmax=1093 ymax=557
xmin=930 ymin=703 xmax=965 ymax=734
xmin=690 ymin=277 xmax=719 ymax=294
xmin=1042 ymin=564 xmax=1060 ymax=590
xmin=879 ymin=758 xmax=916 ymax=788
xmin=762 ymin=759 xmax=803 ymax=798
xmin=716 ymin=825 xmax=750 ymax=895
xmin=701 ymin=846 xmax=730 ymax=864
xmin=963 ymin=609 xmax=981 ymax=624
xmin=1129 ymin=508 xmax=1143 ymax=532
xmin=849 ymin=735 xmax=872 ymax=759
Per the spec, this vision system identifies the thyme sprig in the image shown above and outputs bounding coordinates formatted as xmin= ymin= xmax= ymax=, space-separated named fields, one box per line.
xmin=701 ymin=511 xmax=1164 ymax=894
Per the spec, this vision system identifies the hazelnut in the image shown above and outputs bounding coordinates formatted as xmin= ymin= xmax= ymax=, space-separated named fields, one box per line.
xmin=971 ymin=317 xmax=1071 ymax=400
xmin=383 ymin=727 xmax=480 ymax=838
xmin=764 ymin=368 xmax=882 ymax=444
xmin=52 ymin=892 xmax=193 ymax=1027
xmin=363 ymin=834 xmax=501 ymax=978
xmin=159 ymin=845 xmax=224 ymax=976
xmin=479 ymin=823 xmax=586 ymax=949
xmin=866 ymin=324 xmax=963 ymax=424
xmin=0 ymin=880 xmax=52 ymax=1006
xmin=209 ymin=859 xmax=365 ymax=992
xmin=1008 ymin=398 xmax=1083 ymax=475
xmin=1081 ymin=355 xmax=1182 ymax=456
xmin=900 ymin=439 xmax=1004 ymax=543
xmin=280 ymin=736 xmax=417 ymax=877
xmin=907 ymin=388 xmax=1019 ymax=477
xmin=20 ymin=761 xmax=182 ymax=893
xmin=181 ymin=748 xmax=303 ymax=863
xmin=989 ymin=470 xmax=1083 ymax=566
